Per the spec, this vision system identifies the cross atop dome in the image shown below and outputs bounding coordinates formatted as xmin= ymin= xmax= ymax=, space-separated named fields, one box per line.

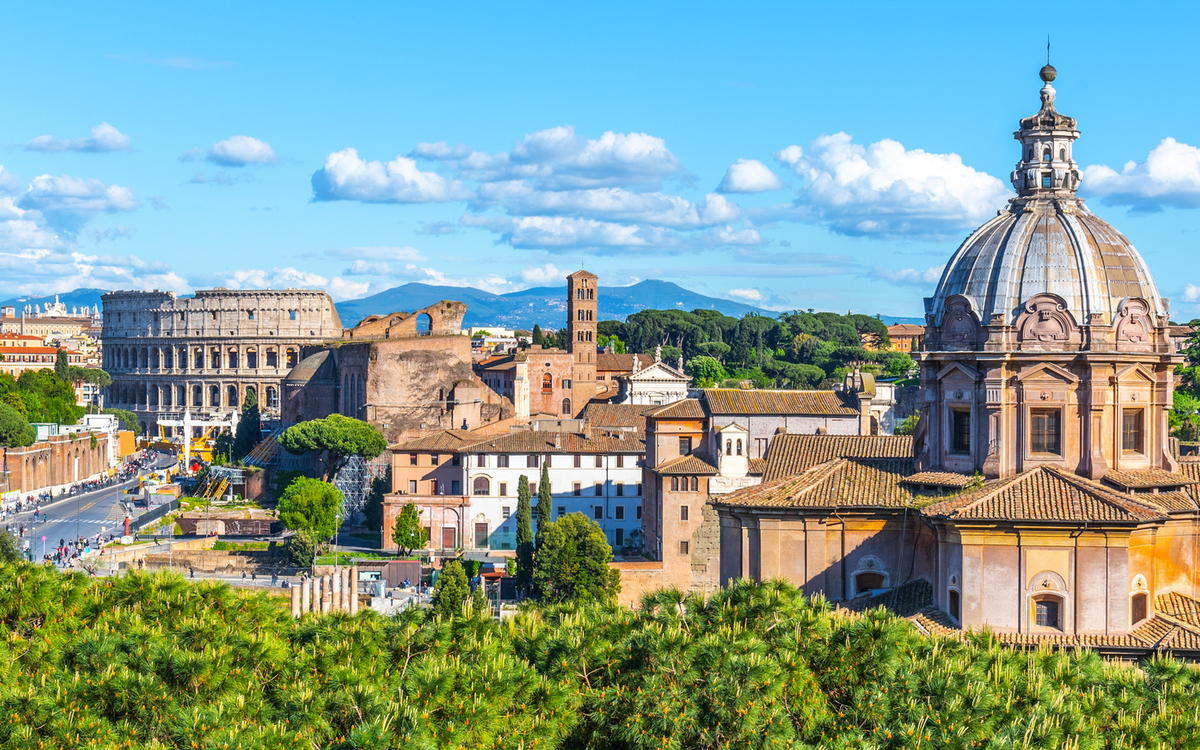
xmin=1010 ymin=66 xmax=1082 ymax=199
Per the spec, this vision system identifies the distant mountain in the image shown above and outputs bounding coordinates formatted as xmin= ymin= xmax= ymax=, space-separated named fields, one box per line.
xmin=333 ymin=279 xmax=773 ymax=329
xmin=0 ymin=288 xmax=108 ymax=313
xmin=879 ymin=316 xmax=925 ymax=326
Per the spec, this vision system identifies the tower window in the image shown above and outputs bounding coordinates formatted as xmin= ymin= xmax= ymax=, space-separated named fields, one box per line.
xmin=951 ymin=409 xmax=971 ymax=454
xmin=1042 ymin=149 xmax=1051 ymax=161
xmin=1122 ymin=409 xmax=1144 ymax=453
xmin=1059 ymin=149 xmax=1065 ymax=161
xmin=1041 ymin=173 xmax=1052 ymax=188
xmin=1031 ymin=409 xmax=1061 ymax=455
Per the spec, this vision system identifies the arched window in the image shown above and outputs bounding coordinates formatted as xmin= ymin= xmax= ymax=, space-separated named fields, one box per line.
xmin=266 ymin=349 xmax=277 ymax=368
xmin=1032 ymin=595 xmax=1061 ymax=629
xmin=266 ymin=386 xmax=278 ymax=410
xmin=210 ymin=385 xmax=220 ymax=407
xmin=671 ymin=476 xmax=679 ymax=491
xmin=736 ymin=439 xmax=742 ymax=456
xmin=855 ymin=572 xmax=886 ymax=594
xmin=246 ymin=349 xmax=257 ymax=369
xmin=1042 ymin=148 xmax=1051 ymax=161
xmin=192 ymin=385 xmax=202 ymax=407
xmin=416 ymin=313 xmax=433 ymax=335
xmin=561 ymin=398 xmax=572 ymax=415
xmin=542 ymin=373 xmax=553 ymax=393
xmin=948 ymin=589 xmax=961 ymax=620
xmin=725 ymin=439 xmax=731 ymax=455
xmin=227 ymin=385 xmax=239 ymax=407
xmin=473 ymin=477 xmax=490 ymax=495
xmin=1131 ymin=592 xmax=1148 ymax=625
xmin=286 ymin=348 xmax=297 ymax=368
xmin=228 ymin=349 xmax=238 ymax=369
xmin=194 ymin=349 xmax=204 ymax=369
xmin=1059 ymin=149 xmax=1065 ymax=161
xmin=690 ymin=476 xmax=698 ymax=492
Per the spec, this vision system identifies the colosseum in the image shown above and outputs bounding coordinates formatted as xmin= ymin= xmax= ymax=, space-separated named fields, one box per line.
xmin=101 ymin=289 xmax=343 ymax=434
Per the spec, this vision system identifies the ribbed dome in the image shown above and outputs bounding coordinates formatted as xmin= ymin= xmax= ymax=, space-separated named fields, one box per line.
xmin=927 ymin=69 xmax=1164 ymax=327
xmin=929 ymin=204 xmax=1164 ymax=326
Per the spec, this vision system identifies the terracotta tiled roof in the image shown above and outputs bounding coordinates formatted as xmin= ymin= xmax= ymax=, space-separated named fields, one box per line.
xmin=463 ymin=430 xmax=645 ymax=455
xmin=391 ymin=430 xmax=489 ymax=451
xmin=1104 ymin=468 xmax=1200 ymax=490
xmin=645 ymin=398 xmax=705 ymax=419
xmin=887 ymin=324 xmax=926 ymax=336
xmin=715 ymin=457 xmax=917 ymax=509
xmin=762 ymin=434 xmax=913 ymax=481
xmin=908 ymin=605 xmax=960 ymax=636
xmin=1157 ymin=591 xmax=1200 ymax=627
xmin=1135 ymin=491 xmax=1199 ymax=513
xmin=475 ymin=355 xmax=517 ymax=371
xmin=922 ymin=465 xmax=1167 ymax=524
xmin=902 ymin=471 xmax=977 ymax=489
xmin=747 ymin=458 xmax=766 ymax=475
xmin=840 ymin=579 xmax=932 ymax=616
xmin=596 ymin=351 xmax=637 ymax=372
xmin=581 ymin=403 xmax=655 ymax=430
xmin=703 ymin=388 xmax=859 ymax=416
xmin=654 ymin=453 xmax=718 ymax=475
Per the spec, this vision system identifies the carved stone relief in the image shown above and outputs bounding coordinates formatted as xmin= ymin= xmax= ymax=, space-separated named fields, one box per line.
xmin=941 ymin=296 xmax=979 ymax=351
xmin=1114 ymin=298 xmax=1154 ymax=352
xmin=1015 ymin=294 xmax=1080 ymax=350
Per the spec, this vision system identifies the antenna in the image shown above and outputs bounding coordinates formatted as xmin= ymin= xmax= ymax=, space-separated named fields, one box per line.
xmin=1047 ymin=36 xmax=1050 ymax=65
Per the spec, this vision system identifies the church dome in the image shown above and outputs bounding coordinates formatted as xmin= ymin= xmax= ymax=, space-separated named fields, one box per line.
xmin=927 ymin=69 xmax=1164 ymax=330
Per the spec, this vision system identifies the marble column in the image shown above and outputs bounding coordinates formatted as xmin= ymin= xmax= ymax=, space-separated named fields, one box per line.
xmin=349 ymin=567 xmax=359 ymax=614
xmin=290 ymin=582 xmax=301 ymax=618
xmin=332 ymin=569 xmax=342 ymax=612
xmin=300 ymin=576 xmax=310 ymax=613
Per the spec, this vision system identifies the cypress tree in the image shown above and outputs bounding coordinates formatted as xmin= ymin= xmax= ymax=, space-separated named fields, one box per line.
xmin=536 ymin=462 xmax=552 ymax=550
xmin=515 ymin=475 xmax=533 ymax=594
xmin=54 ymin=348 xmax=69 ymax=382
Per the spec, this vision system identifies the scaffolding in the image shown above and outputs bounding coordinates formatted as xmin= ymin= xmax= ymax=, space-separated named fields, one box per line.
xmin=333 ymin=455 xmax=389 ymax=520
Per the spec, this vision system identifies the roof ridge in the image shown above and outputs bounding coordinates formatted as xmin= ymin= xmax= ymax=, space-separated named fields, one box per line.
xmin=1042 ymin=465 xmax=1167 ymax=516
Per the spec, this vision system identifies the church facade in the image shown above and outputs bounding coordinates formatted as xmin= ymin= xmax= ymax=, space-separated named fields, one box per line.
xmin=706 ymin=67 xmax=1200 ymax=653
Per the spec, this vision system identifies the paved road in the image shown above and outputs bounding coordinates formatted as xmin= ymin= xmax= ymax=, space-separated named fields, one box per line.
xmin=8 ymin=454 xmax=174 ymax=560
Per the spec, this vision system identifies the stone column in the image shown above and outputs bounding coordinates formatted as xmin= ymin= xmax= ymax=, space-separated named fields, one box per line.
xmin=290 ymin=582 xmax=301 ymax=618
xmin=349 ymin=567 xmax=359 ymax=614
xmin=321 ymin=575 xmax=331 ymax=614
xmin=300 ymin=576 xmax=310 ymax=613
xmin=332 ymin=569 xmax=342 ymax=612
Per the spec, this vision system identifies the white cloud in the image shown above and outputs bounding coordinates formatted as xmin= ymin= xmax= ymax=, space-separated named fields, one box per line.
xmin=868 ymin=265 xmax=943 ymax=286
xmin=219 ymin=267 xmax=330 ymax=290
xmin=329 ymin=277 xmax=370 ymax=300
xmin=311 ymin=148 xmax=473 ymax=203
xmin=728 ymin=287 xmax=763 ymax=301
xmin=1184 ymin=284 xmax=1200 ymax=303
xmin=1083 ymin=138 xmax=1200 ymax=212
xmin=519 ymin=263 xmax=565 ymax=285
xmin=475 ymin=183 xmax=740 ymax=228
xmin=417 ymin=220 xmax=460 ymax=235
xmin=345 ymin=260 xmax=394 ymax=276
xmin=203 ymin=136 xmax=278 ymax=167
xmin=24 ymin=122 xmax=131 ymax=153
xmin=91 ymin=225 xmax=133 ymax=242
xmin=415 ymin=125 xmax=683 ymax=190
xmin=18 ymin=174 xmax=138 ymax=233
xmin=717 ymin=159 xmax=783 ymax=193
xmin=0 ymin=166 xmax=17 ymax=195
xmin=773 ymin=133 xmax=1011 ymax=238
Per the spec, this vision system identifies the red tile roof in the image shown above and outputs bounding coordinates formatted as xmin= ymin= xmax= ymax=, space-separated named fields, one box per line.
xmin=703 ymin=388 xmax=859 ymax=416
xmin=715 ymin=457 xmax=917 ymax=509
xmin=1104 ymin=468 xmax=1200 ymax=491
xmin=581 ymin=403 xmax=655 ymax=430
xmin=654 ymin=453 xmax=719 ymax=475
xmin=464 ymin=430 xmax=644 ymax=455
xmin=645 ymin=399 xmax=705 ymax=419
xmin=762 ymin=434 xmax=913 ymax=480
xmin=390 ymin=430 xmax=490 ymax=451
xmin=922 ymin=465 xmax=1167 ymax=524
xmin=902 ymin=471 xmax=978 ymax=489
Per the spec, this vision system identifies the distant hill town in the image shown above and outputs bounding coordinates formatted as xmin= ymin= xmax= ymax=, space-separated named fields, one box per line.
xmin=6 ymin=281 xmax=923 ymax=330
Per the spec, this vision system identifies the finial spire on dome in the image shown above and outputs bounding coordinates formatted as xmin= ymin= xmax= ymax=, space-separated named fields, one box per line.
xmin=1009 ymin=60 xmax=1080 ymax=199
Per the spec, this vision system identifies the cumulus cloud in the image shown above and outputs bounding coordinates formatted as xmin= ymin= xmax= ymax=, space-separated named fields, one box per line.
xmin=868 ymin=265 xmax=942 ymax=286
xmin=206 ymin=136 xmax=278 ymax=166
xmin=474 ymin=183 xmax=740 ymax=228
xmin=717 ymin=159 xmax=783 ymax=193
xmin=91 ymin=225 xmax=133 ymax=242
xmin=1083 ymin=138 xmax=1200 ymax=212
xmin=329 ymin=277 xmax=370 ymax=300
xmin=772 ymin=133 xmax=1011 ymax=238
xmin=727 ymin=288 xmax=763 ymax=301
xmin=519 ymin=263 xmax=565 ymax=285
xmin=311 ymin=148 xmax=473 ymax=203
xmin=216 ymin=267 xmax=331 ymax=290
xmin=24 ymin=123 xmax=131 ymax=153
xmin=1184 ymin=284 xmax=1200 ymax=303
xmin=18 ymin=174 xmax=138 ymax=234
xmin=417 ymin=220 xmax=460 ymax=235
xmin=0 ymin=166 xmax=17 ymax=195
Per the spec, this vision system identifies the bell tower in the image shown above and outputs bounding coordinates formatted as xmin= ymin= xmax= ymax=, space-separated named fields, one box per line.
xmin=566 ymin=270 xmax=598 ymax=413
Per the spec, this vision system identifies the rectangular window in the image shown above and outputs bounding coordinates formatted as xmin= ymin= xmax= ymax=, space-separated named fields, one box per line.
xmin=573 ymin=482 xmax=581 ymax=496
xmin=594 ymin=506 xmax=603 ymax=520
xmin=679 ymin=540 xmax=689 ymax=555
xmin=1122 ymin=409 xmax=1144 ymax=453
xmin=1031 ymin=409 xmax=1062 ymax=455
xmin=431 ymin=454 xmax=440 ymax=466
xmin=451 ymin=455 xmax=460 ymax=466
xmin=595 ymin=455 xmax=603 ymax=468
xmin=499 ymin=482 xmax=508 ymax=497
xmin=615 ymin=505 xmax=624 ymax=520
xmin=527 ymin=455 xmax=539 ymax=468
xmin=616 ymin=483 xmax=624 ymax=496
xmin=430 ymin=480 xmax=438 ymax=495
xmin=557 ymin=505 xmax=566 ymax=519
xmin=615 ymin=528 xmax=624 ymax=546
xmin=502 ymin=506 xmax=511 ymax=519
xmin=1041 ymin=173 xmax=1052 ymax=188
xmin=530 ymin=483 xmax=537 ymax=496
xmin=545 ymin=455 xmax=552 ymax=468
xmin=1035 ymin=598 xmax=1060 ymax=628
xmin=636 ymin=505 xmax=642 ymax=519
xmin=680 ymin=505 xmax=689 ymax=521
xmin=289 ymin=310 xmax=297 ymax=320
xmin=410 ymin=453 xmax=419 ymax=465
xmin=450 ymin=480 xmax=461 ymax=495
xmin=951 ymin=410 xmax=971 ymax=454
xmin=594 ymin=483 xmax=603 ymax=496
xmin=573 ymin=454 xmax=581 ymax=468
xmin=498 ymin=454 xmax=509 ymax=468
xmin=616 ymin=455 xmax=625 ymax=468
xmin=408 ymin=480 xmax=417 ymax=494
xmin=679 ymin=436 xmax=692 ymax=455
xmin=477 ymin=455 xmax=487 ymax=468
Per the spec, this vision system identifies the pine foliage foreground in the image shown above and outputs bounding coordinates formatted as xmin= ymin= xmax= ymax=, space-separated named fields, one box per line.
xmin=3 ymin=566 xmax=1200 ymax=749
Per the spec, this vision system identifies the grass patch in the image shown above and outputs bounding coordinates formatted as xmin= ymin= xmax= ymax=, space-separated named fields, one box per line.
xmin=212 ymin=541 xmax=270 ymax=551
xmin=315 ymin=551 xmax=396 ymax=564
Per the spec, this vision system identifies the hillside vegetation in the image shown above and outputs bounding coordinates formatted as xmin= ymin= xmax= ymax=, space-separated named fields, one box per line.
xmin=1 ymin=564 xmax=1198 ymax=749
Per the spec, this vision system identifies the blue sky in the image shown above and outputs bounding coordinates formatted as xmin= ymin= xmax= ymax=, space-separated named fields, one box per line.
xmin=2 ymin=1 xmax=1199 ymax=320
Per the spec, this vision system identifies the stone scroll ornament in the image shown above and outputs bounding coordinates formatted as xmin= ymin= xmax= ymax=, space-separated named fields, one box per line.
xmin=941 ymin=296 xmax=979 ymax=351
xmin=1016 ymin=294 xmax=1079 ymax=349
xmin=1114 ymin=298 xmax=1153 ymax=351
